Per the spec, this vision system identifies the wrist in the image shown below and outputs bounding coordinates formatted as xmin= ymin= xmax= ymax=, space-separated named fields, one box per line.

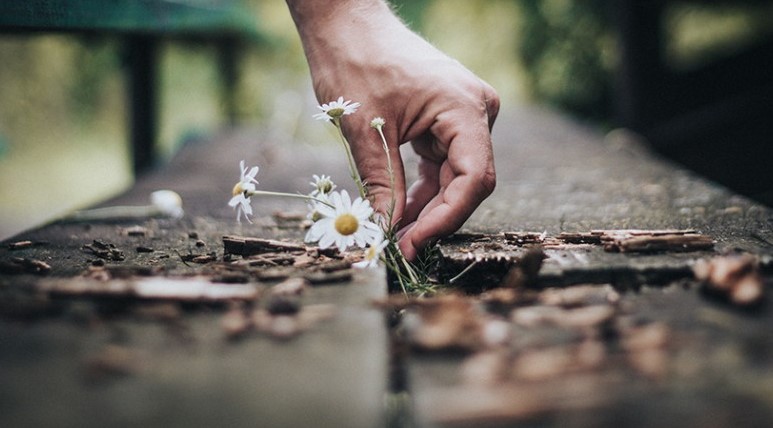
xmin=286 ymin=0 xmax=402 ymax=67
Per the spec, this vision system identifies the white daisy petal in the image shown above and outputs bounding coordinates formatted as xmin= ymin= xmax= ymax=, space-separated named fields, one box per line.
xmin=302 ymin=190 xmax=383 ymax=254
xmin=229 ymin=160 xmax=260 ymax=223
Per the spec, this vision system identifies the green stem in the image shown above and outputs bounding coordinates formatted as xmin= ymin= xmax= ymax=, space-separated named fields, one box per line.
xmin=332 ymin=118 xmax=367 ymax=200
xmin=375 ymin=125 xmax=397 ymax=225
xmin=247 ymin=190 xmax=333 ymax=208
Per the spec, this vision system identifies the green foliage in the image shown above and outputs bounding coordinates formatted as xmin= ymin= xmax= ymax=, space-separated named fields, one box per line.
xmin=388 ymin=0 xmax=431 ymax=31
xmin=516 ymin=0 xmax=614 ymax=119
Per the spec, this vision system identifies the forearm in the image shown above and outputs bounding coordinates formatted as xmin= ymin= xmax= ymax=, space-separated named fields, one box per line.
xmin=285 ymin=0 xmax=394 ymax=38
xmin=285 ymin=1 xmax=406 ymax=75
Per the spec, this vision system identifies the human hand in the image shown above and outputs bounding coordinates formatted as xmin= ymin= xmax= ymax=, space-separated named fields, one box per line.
xmin=287 ymin=0 xmax=499 ymax=260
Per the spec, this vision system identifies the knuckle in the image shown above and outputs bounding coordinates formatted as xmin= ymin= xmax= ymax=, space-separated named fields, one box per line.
xmin=476 ymin=167 xmax=497 ymax=195
xmin=486 ymin=90 xmax=501 ymax=118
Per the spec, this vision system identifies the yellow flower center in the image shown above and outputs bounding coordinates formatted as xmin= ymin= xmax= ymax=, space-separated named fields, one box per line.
xmin=327 ymin=107 xmax=345 ymax=118
xmin=232 ymin=182 xmax=243 ymax=196
xmin=334 ymin=213 xmax=359 ymax=236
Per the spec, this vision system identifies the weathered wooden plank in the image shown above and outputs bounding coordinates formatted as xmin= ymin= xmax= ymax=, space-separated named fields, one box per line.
xmin=0 ymin=133 xmax=388 ymax=427
xmin=404 ymin=106 xmax=773 ymax=426
xmin=0 ymin=269 xmax=387 ymax=427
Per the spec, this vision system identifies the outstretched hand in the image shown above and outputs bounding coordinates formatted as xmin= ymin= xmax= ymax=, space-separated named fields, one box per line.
xmin=287 ymin=0 xmax=499 ymax=260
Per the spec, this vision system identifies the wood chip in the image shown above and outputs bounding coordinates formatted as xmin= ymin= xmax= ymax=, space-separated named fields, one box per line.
xmin=694 ymin=255 xmax=764 ymax=307
xmin=538 ymin=284 xmax=620 ymax=307
xmin=221 ymin=304 xmax=253 ymax=340
xmin=0 ymin=257 xmax=51 ymax=275
xmin=511 ymin=340 xmax=605 ymax=382
xmin=38 ymin=277 xmax=258 ymax=302
xmin=270 ymin=277 xmax=309 ymax=296
xmin=511 ymin=304 xmax=615 ymax=330
xmin=503 ymin=231 xmax=546 ymax=245
xmin=595 ymin=230 xmax=713 ymax=253
xmin=8 ymin=240 xmax=33 ymax=250
xmin=82 ymin=240 xmax=125 ymax=261
xmin=405 ymin=294 xmax=486 ymax=351
xmin=134 ymin=277 xmax=258 ymax=301
xmin=123 ymin=225 xmax=148 ymax=237
xmin=223 ymin=235 xmax=306 ymax=256
xmin=556 ymin=233 xmax=602 ymax=245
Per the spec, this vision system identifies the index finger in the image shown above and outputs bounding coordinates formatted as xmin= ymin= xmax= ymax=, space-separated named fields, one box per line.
xmin=399 ymin=108 xmax=496 ymax=260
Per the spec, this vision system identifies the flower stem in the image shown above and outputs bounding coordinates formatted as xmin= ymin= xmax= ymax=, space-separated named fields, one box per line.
xmin=332 ymin=118 xmax=367 ymax=200
xmin=374 ymin=124 xmax=397 ymax=225
xmin=449 ymin=260 xmax=479 ymax=284
xmin=247 ymin=190 xmax=333 ymax=208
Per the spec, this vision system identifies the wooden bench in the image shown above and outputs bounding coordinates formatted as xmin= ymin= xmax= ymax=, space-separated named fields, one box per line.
xmin=0 ymin=0 xmax=263 ymax=174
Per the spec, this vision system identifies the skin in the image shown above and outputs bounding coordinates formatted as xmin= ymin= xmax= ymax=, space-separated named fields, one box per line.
xmin=286 ymin=0 xmax=499 ymax=261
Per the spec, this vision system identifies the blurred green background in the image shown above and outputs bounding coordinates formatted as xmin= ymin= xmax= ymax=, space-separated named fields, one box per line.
xmin=2 ymin=0 xmax=771 ymax=239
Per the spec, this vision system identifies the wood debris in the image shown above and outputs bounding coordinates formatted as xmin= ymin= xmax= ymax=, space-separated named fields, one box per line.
xmin=37 ymin=276 xmax=259 ymax=302
xmin=511 ymin=339 xmax=606 ymax=382
xmin=694 ymin=254 xmax=764 ymax=307
xmin=223 ymin=235 xmax=307 ymax=256
xmin=221 ymin=303 xmax=253 ymax=340
xmin=270 ymin=277 xmax=309 ymax=296
xmin=403 ymin=294 xmax=495 ymax=352
xmin=7 ymin=239 xmax=49 ymax=250
xmin=537 ymin=284 xmax=620 ymax=307
xmin=82 ymin=240 xmax=125 ymax=261
xmin=122 ymin=225 xmax=149 ymax=237
xmin=595 ymin=229 xmax=713 ymax=253
xmin=619 ymin=322 xmax=671 ymax=379
xmin=503 ymin=231 xmax=546 ymax=245
xmin=499 ymin=248 xmax=546 ymax=288
xmin=556 ymin=233 xmax=602 ymax=245
xmin=511 ymin=304 xmax=616 ymax=330
xmin=0 ymin=257 xmax=52 ymax=275
xmin=7 ymin=240 xmax=32 ymax=250
xmin=225 ymin=302 xmax=336 ymax=341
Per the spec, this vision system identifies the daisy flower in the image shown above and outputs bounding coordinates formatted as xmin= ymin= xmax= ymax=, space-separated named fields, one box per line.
xmin=306 ymin=192 xmax=330 ymax=222
xmin=150 ymin=190 xmax=184 ymax=219
xmin=304 ymin=190 xmax=381 ymax=253
xmin=309 ymin=174 xmax=336 ymax=197
xmin=229 ymin=193 xmax=253 ymax=224
xmin=353 ymin=233 xmax=389 ymax=269
xmin=313 ymin=96 xmax=361 ymax=121
xmin=370 ymin=117 xmax=385 ymax=129
xmin=228 ymin=160 xmax=259 ymax=223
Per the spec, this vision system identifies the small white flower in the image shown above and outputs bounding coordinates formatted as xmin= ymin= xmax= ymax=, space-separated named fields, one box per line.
xmin=228 ymin=160 xmax=259 ymax=223
xmin=229 ymin=193 xmax=253 ymax=224
xmin=353 ymin=234 xmax=389 ymax=269
xmin=150 ymin=190 xmax=184 ymax=219
xmin=306 ymin=192 xmax=330 ymax=222
xmin=370 ymin=117 xmax=385 ymax=129
xmin=313 ymin=96 xmax=361 ymax=121
xmin=304 ymin=190 xmax=380 ymax=253
xmin=310 ymin=174 xmax=336 ymax=197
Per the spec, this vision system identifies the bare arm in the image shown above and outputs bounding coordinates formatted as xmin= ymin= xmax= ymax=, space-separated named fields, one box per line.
xmin=286 ymin=0 xmax=499 ymax=260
